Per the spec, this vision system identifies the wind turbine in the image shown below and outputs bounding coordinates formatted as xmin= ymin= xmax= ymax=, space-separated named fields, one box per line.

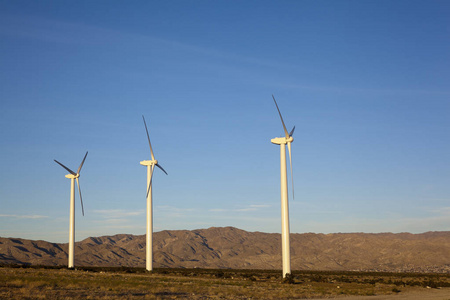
xmin=140 ymin=115 xmax=167 ymax=271
xmin=54 ymin=151 xmax=88 ymax=269
xmin=270 ymin=95 xmax=295 ymax=278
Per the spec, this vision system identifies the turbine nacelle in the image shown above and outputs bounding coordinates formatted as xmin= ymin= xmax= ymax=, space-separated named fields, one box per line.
xmin=271 ymin=136 xmax=294 ymax=145
xmin=64 ymin=173 xmax=80 ymax=179
xmin=140 ymin=159 xmax=158 ymax=167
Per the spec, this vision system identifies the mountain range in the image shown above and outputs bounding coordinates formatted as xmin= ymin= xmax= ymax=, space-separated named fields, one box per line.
xmin=1 ymin=227 xmax=449 ymax=273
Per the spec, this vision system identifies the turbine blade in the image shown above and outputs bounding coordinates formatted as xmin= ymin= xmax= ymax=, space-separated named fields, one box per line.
xmin=146 ymin=165 xmax=155 ymax=198
xmin=54 ymin=160 xmax=76 ymax=175
xmin=272 ymin=95 xmax=289 ymax=138
xmin=76 ymin=177 xmax=85 ymax=216
xmin=142 ymin=115 xmax=155 ymax=161
xmin=156 ymin=163 xmax=168 ymax=175
xmin=77 ymin=151 xmax=88 ymax=174
xmin=287 ymin=142 xmax=294 ymax=201
xmin=289 ymin=126 xmax=295 ymax=137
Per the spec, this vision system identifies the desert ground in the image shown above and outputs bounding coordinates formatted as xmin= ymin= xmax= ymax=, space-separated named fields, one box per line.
xmin=1 ymin=266 xmax=450 ymax=299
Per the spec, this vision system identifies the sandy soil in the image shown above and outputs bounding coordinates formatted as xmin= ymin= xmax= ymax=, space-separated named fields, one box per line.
xmin=315 ymin=288 xmax=450 ymax=300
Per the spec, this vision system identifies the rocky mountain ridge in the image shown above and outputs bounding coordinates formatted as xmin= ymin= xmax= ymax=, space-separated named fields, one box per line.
xmin=1 ymin=227 xmax=449 ymax=273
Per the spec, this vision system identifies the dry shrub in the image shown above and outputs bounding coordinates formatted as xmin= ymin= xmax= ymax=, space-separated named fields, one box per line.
xmin=7 ymin=279 xmax=25 ymax=287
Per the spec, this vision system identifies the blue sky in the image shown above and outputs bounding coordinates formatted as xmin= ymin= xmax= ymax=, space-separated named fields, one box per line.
xmin=1 ymin=1 xmax=449 ymax=243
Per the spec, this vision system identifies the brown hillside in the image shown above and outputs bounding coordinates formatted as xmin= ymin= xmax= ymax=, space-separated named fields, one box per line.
xmin=0 ymin=227 xmax=449 ymax=273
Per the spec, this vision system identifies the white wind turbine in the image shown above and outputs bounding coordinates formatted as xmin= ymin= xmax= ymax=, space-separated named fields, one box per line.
xmin=271 ymin=95 xmax=295 ymax=278
xmin=54 ymin=151 xmax=88 ymax=269
xmin=140 ymin=115 xmax=167 ymax=271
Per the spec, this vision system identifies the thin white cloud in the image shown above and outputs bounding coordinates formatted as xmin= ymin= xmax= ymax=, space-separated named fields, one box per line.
xmin=93 ymin=209 xmax=144 ymax=218
xmin=0 ymin=214 xmax=48 ymax=219
xmin=430 ymin=206 xmax=450 ymax=216
xmin=156 ymin=206 xmax=196 ymax=212
xmin=210 ymin=204 xmax=271 ymax=212
xmin=93 ymin=218 xmax=129 ymax=225
xmin=99 ymin=225 xmax=143 ymax=230
xmin=273 ymin=82 xmax=450 ymax=96
xmin=235 ymin=204 xmax=271 ymax=211
xmin=204 ymin=214 xmax=279 ymax=224
xmin=295 ymin=206 xmax=450 ymax=234
xmin=249 ymin=204 xmax=271 ymax=208
xmin=154 ymin=206 xmax=197 ymax=219
xmin=0 ymin=14 xmax=293 ymax=73
xmin=236 ymin=207 xmax=258 ymax=212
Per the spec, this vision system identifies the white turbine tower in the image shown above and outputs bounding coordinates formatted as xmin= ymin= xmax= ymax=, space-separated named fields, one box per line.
xmin=140 ymin=115 xmax=167 ymax=271
xmin=271 ymin=95 xmax=295 ymax=278
xmin=54 ymin=151 xmax=88 ymax=269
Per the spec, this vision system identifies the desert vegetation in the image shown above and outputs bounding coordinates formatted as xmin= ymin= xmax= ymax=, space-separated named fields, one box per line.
xmin=1 ymin=265 xmax=450 ymax=299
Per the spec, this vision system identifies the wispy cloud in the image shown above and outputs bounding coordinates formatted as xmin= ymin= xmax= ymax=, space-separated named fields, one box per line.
xmin=430 ymin=206 xmax=450 ymax=216
xmin=209 ymin=208 xmax=228 ymax=212
xmin=96 ymin=225 xmax=143 ymax=230
xmin=0 ymin=14 xmax=123 ymax=45
xmin=89 ymin=210 xmax=145 ymax=232
xmin=272 ymin=82 xmax=450 ymax=96
xmin=201 ymin=214 xmax=279 ymax=229
xmin=0 ymin=14 xmax=292 ymax=73
xmin=236 ymin=207 xmax=258 ymax=212
xmin=295 ymin=206 xmax=450 ymax=234
xmin=155 ymin=206 xmax=196 ymax=218
xmin=291 ymin=201 xmax=345 ymax=215
xmin=0 ymin=214 xmax=48 ymax=219
xmin=93 ymin=209 xmax=144 ymax=218
xmin=210 ymin=204 xmax=271 ymax=212
xmin=249 ymin=204 xmax=271 ymax=208
xmin=156 ymin=206 xmax=196 ymax=212
xmin=95 ymin=218 xmax=129 ymax=225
